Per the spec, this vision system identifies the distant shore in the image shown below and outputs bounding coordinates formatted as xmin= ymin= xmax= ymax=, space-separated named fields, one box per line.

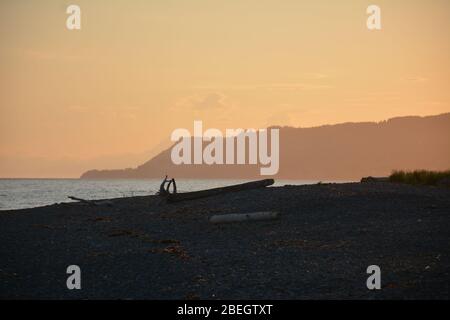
xmin=1 ymin=182 xmax=449 ymax=299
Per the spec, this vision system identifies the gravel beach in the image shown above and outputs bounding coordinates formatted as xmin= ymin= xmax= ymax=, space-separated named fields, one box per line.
xmin=0 ymin=182 xmax=449 ymax=299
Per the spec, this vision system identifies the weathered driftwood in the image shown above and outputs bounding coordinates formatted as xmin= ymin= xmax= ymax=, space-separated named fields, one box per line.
xmin=360 ymin=176 xmax=389 ymax=183
xmin=210 ymin=211 xmax=278 ymax=224
xmin=68 ymin=196 xmax=113 ymax=206
xmin=166 ymin=179 xmax=274 ymax=203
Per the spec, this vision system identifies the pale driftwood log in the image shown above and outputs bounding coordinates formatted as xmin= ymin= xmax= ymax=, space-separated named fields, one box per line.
xmin=167 ymin=179 xmax=274 ymax=203
xmin=209 ymin=211 xmax=278 ymax=224
xmin=67 ymin=196 xmax=113 ymax=206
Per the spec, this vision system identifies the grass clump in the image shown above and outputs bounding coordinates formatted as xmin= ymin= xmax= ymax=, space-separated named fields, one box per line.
xmin=389 ymin=170 xmax=450 ymax=186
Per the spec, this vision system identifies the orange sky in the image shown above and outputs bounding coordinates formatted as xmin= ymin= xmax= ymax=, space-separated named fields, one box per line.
xmin=1 ymin=0 xmax=449 ymax=178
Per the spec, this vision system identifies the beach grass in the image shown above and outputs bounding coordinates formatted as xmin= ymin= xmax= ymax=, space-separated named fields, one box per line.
xmin=389 ymin=169 xmax=450 ymax=186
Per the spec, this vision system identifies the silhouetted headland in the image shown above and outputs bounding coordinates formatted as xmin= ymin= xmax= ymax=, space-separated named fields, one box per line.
xmin=80 ymin=113 xmax=450 ymax=180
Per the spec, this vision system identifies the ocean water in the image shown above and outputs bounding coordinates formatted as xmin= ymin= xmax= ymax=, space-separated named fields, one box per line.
xmin=0 ymin=179 xmax=336 ymax=211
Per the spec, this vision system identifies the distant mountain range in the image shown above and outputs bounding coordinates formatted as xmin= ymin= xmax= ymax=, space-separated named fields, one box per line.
xmin=81 ymin=113 xmax=450 ymax=180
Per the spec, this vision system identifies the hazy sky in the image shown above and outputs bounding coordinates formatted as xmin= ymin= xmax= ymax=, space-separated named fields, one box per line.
xmin=1 ymin=0 xmax=449 ymax=177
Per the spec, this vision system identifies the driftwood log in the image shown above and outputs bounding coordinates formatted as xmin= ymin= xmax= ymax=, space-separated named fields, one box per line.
xmin=166 ymin=179 xmax=274 ymax=203
xmin=210 ymin=211 xmax=278 ymax=224
xmin=67 ymin=196 xmax=113 ymax=206
xmin=360 ymin=176 xmax=389 ymax=183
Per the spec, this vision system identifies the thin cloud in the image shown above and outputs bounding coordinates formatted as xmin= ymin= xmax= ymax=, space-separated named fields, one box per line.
xmin=259 ymin=83 xmax=333 ymax=91
xmin=192 ymin=83 xmax=333 ymax=91
xmin=404 ymin=76 xmax=429 ymax=83
xmin=176 ymin=93 xmax=228 ymax=110
xmin=303 ymin=72 xmax=329 ymax=79
xmin=20 ymin=48 xmax=87 ymax=62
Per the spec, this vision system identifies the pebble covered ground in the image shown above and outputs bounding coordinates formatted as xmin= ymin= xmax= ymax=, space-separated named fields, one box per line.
xmin=0 ymin=182 xmax=449 ymax=299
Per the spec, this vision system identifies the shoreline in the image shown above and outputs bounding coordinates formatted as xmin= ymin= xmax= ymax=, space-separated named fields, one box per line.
xmin=0 ymin=179 xmax=355 ymax=212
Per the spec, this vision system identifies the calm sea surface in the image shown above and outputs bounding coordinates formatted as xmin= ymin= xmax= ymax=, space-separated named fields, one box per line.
xmin=0 ymin=179 xmax=345 ymax=211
